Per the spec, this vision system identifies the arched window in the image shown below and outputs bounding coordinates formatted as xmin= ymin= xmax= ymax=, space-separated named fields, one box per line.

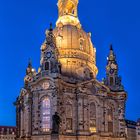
xmin=90 ymin=102 xmax=96 ymax=133
xmin=56 ymin=36 xmax=62 ymax=48
xmin=45 ymin=62 xmax=50 ymax=70
xmin=41 ymin=98 xmax=51 ymax=132
xmin=108 ymin=107 xmax=113 ymax=132
xmin=66 ymin=104 xmax=73 ymax=131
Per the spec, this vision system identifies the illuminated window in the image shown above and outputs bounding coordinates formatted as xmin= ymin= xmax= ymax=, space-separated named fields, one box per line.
xmin=90 ymin=102 xmax=96 ymax=133
xmin=66 ymin=104 xmax=73 ymax=131
xmin=41 ymin=98 xmax=51 ymax=132
xmin=57 ymin=36 xmax=62 ymax=48
xmin=108 ymin=107 xmax=113 ymax=132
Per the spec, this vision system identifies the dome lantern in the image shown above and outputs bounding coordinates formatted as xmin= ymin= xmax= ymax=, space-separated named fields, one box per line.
xmin=56 ymin=0 xmax=81 ymax=28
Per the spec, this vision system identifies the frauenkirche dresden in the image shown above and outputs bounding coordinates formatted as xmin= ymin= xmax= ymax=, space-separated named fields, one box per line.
xmin=15 ymin=0 xmax=127 ymax=139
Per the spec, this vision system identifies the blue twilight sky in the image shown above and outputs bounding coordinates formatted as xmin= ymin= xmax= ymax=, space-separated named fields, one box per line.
xmin=0 ymin=0 xmax=140 ymax=126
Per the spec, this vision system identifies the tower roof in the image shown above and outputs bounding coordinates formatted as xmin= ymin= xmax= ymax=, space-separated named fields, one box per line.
xmin=108 ymin=44 xmax=117 ymax=63
xmin=110 ymin=44 xmax=113 ymax=51
xmin=28 ymin=58 xmax=32 ymax=68
xmin=49 ymin=23 xmax=53 ymax=31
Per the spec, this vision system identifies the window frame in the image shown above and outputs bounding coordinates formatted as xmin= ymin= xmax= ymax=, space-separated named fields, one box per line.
xmin=66 ymin=104 xmax=73 ymax=132
xmin=89 ymin=102 xmax=97 ymax=133
xmin=40 ymin=97 xmax=51 ymax=132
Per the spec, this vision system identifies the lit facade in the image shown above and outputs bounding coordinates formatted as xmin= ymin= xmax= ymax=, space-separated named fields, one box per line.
xmin=125 ymin=119 xmax=140 ymax=140
xmin=125 ymin=120 xmax=137 ymax=140
xmin=0 ymin=126 xmax=16 ymax=140
xmin=15 ymin=0 xmax=127 ymax=140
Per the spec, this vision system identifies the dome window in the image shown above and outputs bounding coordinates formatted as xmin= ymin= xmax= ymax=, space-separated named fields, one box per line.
xmin=57 ymin=36 xmax=62 ymax=48
xmin=79 ymin=39 xmax=84 ymax=50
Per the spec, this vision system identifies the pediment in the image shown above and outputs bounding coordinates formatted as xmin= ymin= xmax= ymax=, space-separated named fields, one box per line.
xmin=77 ymin=79 xmax=110 ymax=95
xmin=30 ymin=76 xmax=55 ymax=91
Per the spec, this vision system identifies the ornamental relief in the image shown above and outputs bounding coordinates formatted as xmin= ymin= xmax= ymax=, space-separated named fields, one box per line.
xmin=20 ymin=88 xmax=27 ymax=97
xmin=31 ymin=80 xmax=55 ymax=91
xmin=61 ymin=86 xmax=75 ymax=93
xmin=64 ymin=96 xmax=74 ymax=105
xmin=88 ymin=95 xmax=100 ymax=105
xmin=58 ymin=50 xmax=94 ymax=62
xmin=118 ymin=103 xmax=125 ymax=120
xmin=107 ymin=102 xmax=115 ymax=111
xmin=39 ymin=91 xmax=55 ymax=103
xmin=85 ymin=85 xmax=97 ymax=95
xmin=78 ymin=86 xmax=87 ymax=93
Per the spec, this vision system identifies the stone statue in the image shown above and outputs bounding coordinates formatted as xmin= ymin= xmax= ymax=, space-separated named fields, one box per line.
xmin=52 ymin=112 xmax=61 ymax=134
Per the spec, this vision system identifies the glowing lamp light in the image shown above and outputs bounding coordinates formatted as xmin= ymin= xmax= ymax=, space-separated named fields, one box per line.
xmin=90 ymin=127 xmax=97 ymax=133
xmin=43 ymin=128 xmax=49 ymax=132
xmin=32 ymin=68 xmax=35 ymax=72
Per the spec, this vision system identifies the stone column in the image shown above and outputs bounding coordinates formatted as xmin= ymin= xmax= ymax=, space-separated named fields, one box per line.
xmin=78 ymin=97 xmax=84 ymax=131
xmin=83 ymin=97 xmax=88 ymax=132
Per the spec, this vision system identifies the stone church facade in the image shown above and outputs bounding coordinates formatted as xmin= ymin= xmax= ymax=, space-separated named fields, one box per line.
xmin=15 ymin=0 xmax=127 ymax=140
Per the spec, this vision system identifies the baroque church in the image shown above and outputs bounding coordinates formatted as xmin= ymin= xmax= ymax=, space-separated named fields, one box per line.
xmin=15 ymin=0 xmax=127 ymax=140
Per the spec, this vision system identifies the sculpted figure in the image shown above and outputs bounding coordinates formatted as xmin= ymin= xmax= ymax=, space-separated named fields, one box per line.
xmin=52 ymin=112 xmax=61 ymax=134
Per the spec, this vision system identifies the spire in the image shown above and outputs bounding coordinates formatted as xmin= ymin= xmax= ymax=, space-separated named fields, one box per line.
xmin=107 ymin=44 xmax=117 ymax=63
xmin=104 ymin=44 xmax=124 ymax=91
xmin=26 ymin=58 xmax=32 ymax=75
xmin=40 ymin=24 xmax=60 ymax=74
xmin=28 ymin=58 xmax=32 ymax=68
xmin=24 ymin=59 xmax=36 ymax=85
xmin=26 ymin=58 xmax=36 ymax=75
xmin=56 ymin=0 xmax=81 ymax=27
xmin=45 ymin=23 xmax=56 ymax=45
xmin=110 ymin=44 xmax=113 ymax=50
xmin=49 ymin=22 xmax=53 ymax=31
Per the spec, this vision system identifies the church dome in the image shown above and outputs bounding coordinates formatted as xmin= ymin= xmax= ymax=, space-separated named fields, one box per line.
xmin=53 ymin=24 xmax=98 ymax=79
xmin=41 ymin=0 xmax=98 ymax=80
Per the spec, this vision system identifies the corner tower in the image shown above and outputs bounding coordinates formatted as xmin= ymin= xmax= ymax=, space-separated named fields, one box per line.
xmin=104 ymin=45 xmax=124 ymax=91
xmin=53 ymin=0 xmax=98 ymax=80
